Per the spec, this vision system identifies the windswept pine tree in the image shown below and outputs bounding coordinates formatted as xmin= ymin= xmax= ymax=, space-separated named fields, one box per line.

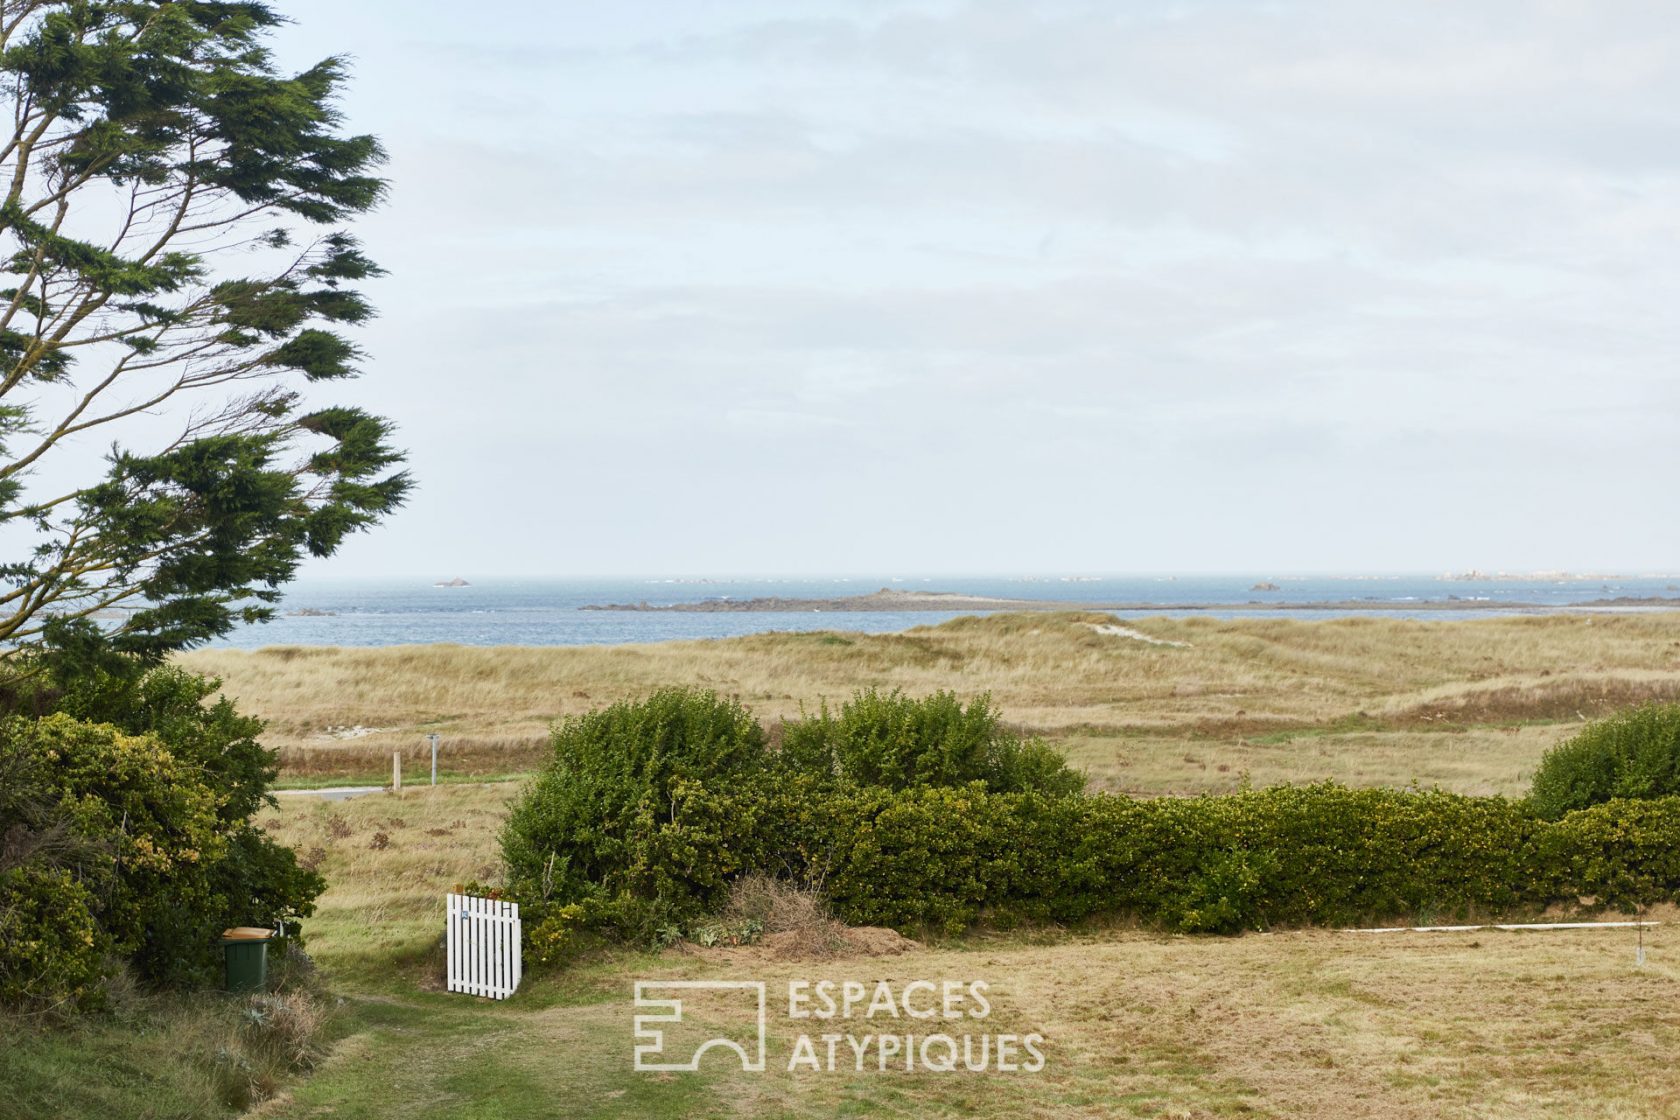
xmin=0 ymin=1 xmax=409 ymax=666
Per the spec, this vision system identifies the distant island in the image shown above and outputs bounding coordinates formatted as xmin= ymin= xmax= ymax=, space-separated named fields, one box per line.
xmin=580 ymin=588 xmax=1015 ymax=613
xmin=434 ymin=577 xmax=470 ymax=588
xmin=579 ymin=587 xmax=1680 ymax=614
xmin=1438 ymin=570 xmax=1642 ymax=581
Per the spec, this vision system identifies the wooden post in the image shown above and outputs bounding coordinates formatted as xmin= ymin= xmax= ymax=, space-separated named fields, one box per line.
xmin=392 ymin=749 xmax=402 ymax=793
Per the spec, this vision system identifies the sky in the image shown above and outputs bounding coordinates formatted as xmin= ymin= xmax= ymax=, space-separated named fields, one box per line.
xmin=258 ymin=0 xmax=1678 ymax=577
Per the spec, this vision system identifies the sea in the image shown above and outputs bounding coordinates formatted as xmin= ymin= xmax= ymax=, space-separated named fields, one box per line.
xmin=205 ymin=574 xmax=1680 ymax=649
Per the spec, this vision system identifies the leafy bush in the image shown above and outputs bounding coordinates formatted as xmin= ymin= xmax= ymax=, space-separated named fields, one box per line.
xmin=22 ymin=714 xmax=230 ymax=982
xmin=504 ymin=688 xmax=1680 ymax=955
xmin=0 ymin=866 xmax=108 ymax=1009
xmin=0 ymin=675 xmax=325 ymax=1003
xmin=54 ymin=664 xmax=276 ymax=821
xmin=1529 ymin=704 xmax=1680 ymax=818
xmin=818 ymin=783 xmax=1039 ymax=933
xmin=810 ymin=784 xmax=1551 ymax=935
xmin=779 ymin=689 xmax=1084 ymax=795
xmin=523 ymin=902 xmax=593 ymax=969
xmin=501 ymin=688 xmax=776 ymax=936
xmin=1545 ymin=796 xmax=1680 ymax=908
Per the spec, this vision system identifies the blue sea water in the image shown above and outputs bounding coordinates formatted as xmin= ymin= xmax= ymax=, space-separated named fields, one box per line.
xmin=205 ymin=574 xmax=1680 ymax=649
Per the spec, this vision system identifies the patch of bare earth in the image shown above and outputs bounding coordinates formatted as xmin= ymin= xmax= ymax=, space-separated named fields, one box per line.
xmin=686 ymin=926 xmax=921 ymax=966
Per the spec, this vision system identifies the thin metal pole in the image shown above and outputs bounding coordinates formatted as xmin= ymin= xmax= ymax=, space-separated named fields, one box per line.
xmin=429 ymin=733 xmax=440 ymax=785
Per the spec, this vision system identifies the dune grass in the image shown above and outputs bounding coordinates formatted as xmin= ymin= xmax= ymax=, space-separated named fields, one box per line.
xmin=259 ymin=783 xmax=522 ymax=986
xmin=186 ymin=611 xmax=1680 ymax=796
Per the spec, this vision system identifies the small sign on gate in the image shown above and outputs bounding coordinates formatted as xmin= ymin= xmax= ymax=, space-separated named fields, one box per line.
xmin=446 ymin=892 xmax=522 ymax=1000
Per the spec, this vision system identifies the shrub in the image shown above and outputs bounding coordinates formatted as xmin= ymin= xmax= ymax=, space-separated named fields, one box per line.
xmin=502 ymin=688 xmax=1680 ymax=955
xmin=501 ymin=688 xmax=776 ymax=934
xmin=810 ymin=784 xmax=1552 ymax=935
xmin=1529 ymin=704 xmax=1680 ymax=818
xmin=1545 ymin=796 xmax=1680 ymax=908
xmin=0 ymin=707 xmax=324 ymax=1000
xmin=780 ymin=689 xmax=1084 ymax=795
xmin=820 ymin=784 xmax=1034 ymax=934
xmin=524 ymin=902 xmax=593 ymax=969
xmin=10 ymin=714 xmax=228 ymax=977
xmin=54 ymin=664 xmax=276 ymax=822
xmin=0 ymin=866 xmax=108 ymax=1010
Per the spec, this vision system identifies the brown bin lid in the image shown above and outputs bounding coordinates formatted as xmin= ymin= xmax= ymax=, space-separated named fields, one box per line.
xmin=222 ymin=926 xmax=275 ymax=941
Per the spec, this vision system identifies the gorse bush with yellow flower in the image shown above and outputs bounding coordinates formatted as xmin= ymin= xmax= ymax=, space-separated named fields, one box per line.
xmin=0 ymin=666 xmax=324 ymax=1009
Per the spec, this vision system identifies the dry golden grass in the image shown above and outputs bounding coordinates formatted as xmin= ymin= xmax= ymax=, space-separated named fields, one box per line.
xmin=1060 ymin=724 xmax=1571 ymax=798
xmin=259 ymin=783 xmax=522 ymax=978
xmin=636 ymin=922 xmax=1680 ymax=1119
xmin=196 ymin=611 xmax=1680 ymax=796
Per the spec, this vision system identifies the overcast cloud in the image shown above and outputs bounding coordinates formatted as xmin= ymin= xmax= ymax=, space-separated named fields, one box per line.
xmin=263 ymin=1 xmax=1679 ymax=576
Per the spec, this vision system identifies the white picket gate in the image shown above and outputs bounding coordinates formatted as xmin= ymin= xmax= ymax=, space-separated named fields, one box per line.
xmin=445 ymin=893 xmax=522 ymax=999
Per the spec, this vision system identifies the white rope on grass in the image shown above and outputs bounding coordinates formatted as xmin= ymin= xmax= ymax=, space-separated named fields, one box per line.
xmin=1346 ymin=921 xmax=1660 ymax=934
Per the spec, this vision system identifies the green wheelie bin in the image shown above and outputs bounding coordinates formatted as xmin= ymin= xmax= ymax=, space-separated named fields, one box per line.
xmin=221 ymin=927 xmax=275 ymax=993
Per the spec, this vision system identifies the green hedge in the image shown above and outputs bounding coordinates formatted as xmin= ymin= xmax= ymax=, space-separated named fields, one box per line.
xmin=775 ymin=783 xmax=1680 ymax=935
xmin=811 ymin=785 xmax=1537 ymax=933
xmin=1544 ymin=796 xmax=1680 ymax=907
xmin=504 ymin=690 xmax=1680 ymax=944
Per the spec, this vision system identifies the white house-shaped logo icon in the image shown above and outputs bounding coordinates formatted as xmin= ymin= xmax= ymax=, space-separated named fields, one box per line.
xmin=632 ymin=980 xmax=767 ymax=1072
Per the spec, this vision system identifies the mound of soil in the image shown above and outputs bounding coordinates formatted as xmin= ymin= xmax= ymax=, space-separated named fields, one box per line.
xmin=758 ymin=925 xmax=919 ymax=960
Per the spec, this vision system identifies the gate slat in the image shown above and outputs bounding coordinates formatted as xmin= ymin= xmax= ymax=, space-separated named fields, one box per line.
xmin=461 ymin=894 xmax=470 ymax=996
xmin=512 ymin=906 xmax=522 ymax=993
xmin=477 ymin=895 xmax=486 ymax=996
xmin=471 ymin=894 xmax=482 ymax=996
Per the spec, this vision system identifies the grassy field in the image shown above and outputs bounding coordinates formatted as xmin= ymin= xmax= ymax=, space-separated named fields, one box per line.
xmin=185 ymin=611 xmax=1680 ymax=796
xmin=15 ymin=612 xmax=1680 ymax=1119
xmin=237 ymin=783 xmax=1680 ymax=1120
